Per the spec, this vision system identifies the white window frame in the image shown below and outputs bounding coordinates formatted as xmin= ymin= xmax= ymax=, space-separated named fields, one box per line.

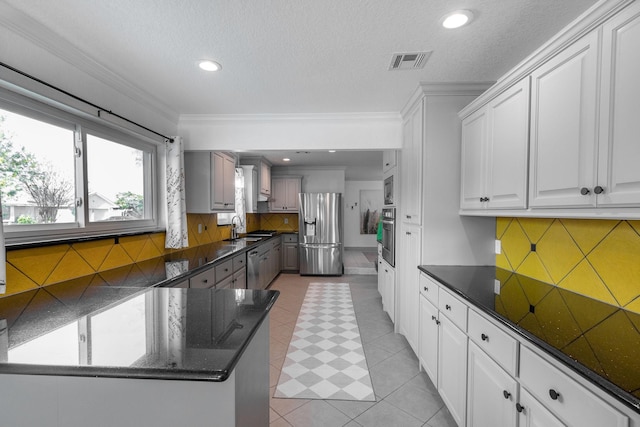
xmin=0 ymin=88 xmax=161 ymax=245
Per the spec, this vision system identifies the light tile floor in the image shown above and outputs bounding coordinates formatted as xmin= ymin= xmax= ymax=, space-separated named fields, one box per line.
xmin=343 ymin=249 xmax=378 ymax=275
xmin=268 ymin=274 xmax=457 ymax=427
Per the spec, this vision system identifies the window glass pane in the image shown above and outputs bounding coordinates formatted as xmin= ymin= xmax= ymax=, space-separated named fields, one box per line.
xmin=90 ymin=295 xmax=146 ymax=366
xmin=9 ymin=322 xmax=80 ymax=366
xmin=87 ymin=134 xmax=146 ymax=222
xmin=0 ymin=109 xmax=76 ymax=225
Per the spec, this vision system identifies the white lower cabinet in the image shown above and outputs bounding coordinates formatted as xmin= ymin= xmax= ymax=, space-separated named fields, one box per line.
xmin=519 ymin=345 xmax=629 ymax=427
xmin=438 ymin=314 xmax=468 ymax=427
xmin=467 ymin=341 xmax=517 ymax=427
xmin=418 ymin=273 xmax=468 ymax=427
xmin=419 ymin=271 xmax=632 ymax=427
xmin=419 ymin=294 xmax=439 ymax=385
xmin=517 ymin=388 xmax=564 ymax=427
xmin=377 ymin=258 xmax=395 ymax=322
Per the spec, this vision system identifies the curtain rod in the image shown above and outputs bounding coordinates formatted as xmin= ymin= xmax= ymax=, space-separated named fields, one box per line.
xmin=0 ymin=61 xmax=174 ymax=143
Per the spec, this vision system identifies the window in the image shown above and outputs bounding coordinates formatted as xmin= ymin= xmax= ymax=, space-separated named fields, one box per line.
xmin=0 ymin=90 xmax=159 ymax=243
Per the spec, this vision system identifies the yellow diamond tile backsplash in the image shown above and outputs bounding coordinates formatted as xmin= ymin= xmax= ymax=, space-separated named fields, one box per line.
xmin=498 ymin=217 xmax=640 ymax=314
xmin=2 ymin=212 xmax=298 ymax=298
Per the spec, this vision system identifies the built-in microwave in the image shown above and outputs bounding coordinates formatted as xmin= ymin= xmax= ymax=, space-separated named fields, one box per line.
xmin=384 ymin=175 xmax=394 ymax=206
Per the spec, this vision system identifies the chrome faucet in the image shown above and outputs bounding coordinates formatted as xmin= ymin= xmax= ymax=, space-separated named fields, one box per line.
xmin=231 ymin=215 xmax=243 ymax=240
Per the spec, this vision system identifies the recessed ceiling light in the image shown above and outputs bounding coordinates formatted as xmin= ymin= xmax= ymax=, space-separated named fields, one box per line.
xmin=441 ymin=10 xmax=473 ymax=29
xmin=328 ymin=150 xmax=336 ymax=153
xmin=198 ymin=60 xmax=221 ymax=71
xmin=283 ymin=158 xmax=291 ymax=162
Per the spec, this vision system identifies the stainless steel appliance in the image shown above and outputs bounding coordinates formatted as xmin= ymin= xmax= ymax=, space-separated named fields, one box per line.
xmin=384 ymin=175 xmax=394 ymax=206
xmin=381 ymin=207 xmax=395 ymax=267
xmin=246 ymin=248 xmax=261 ymax=289
xmin=298 ymin=193 xmax=343 ymax=275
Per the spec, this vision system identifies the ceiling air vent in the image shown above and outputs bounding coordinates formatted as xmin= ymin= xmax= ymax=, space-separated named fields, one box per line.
xmin=388 ymin=51 xmax=432 ymax=70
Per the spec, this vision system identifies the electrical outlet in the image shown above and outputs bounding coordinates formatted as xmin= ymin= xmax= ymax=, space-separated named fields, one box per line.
xmin=495 ymin=239 xmax=501 ymax=254
xmin=198 ymin=224 xmax=203 ymax=234
xmin=494 ymin=279 xmax=501 ymax=295
xmin=284 ymin=218 xmax=288 ymax=224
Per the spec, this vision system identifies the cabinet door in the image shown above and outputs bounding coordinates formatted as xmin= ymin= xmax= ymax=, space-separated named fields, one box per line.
xmin=377 ymin=256 xmax=385 ymax=301
xmin=260 ymin=162 xmax=271 ymax=196
xmin=190 ymin=268 xmax=215 ymax=289
xmin=383 ymin=263 xmax=395 ymax=321
xmin=399 ymin=224 xmax=421 ymax=353
xmin=419 ymin=295 xmax=439 ymax=386
xmin=401 ymin=99 xmax=423 ymax=224
xmin=383 ymin=150 xmax=397 ymax=172
xmin=598 ymin=2 xmax=640 ymax=206
xmin=270 ymin=178 xmax=287 ymax=210
xmin=258 ymin=253 xmax=270 ymax=290
xmin=518 ymin=388 xmax=564 ymax=427
xmin=487 ymin=78 xmax=530 ymax=209
xmin=467 ymin=342 xmax=517 ymax=427
xmin=529 ymin=32 xmax=599 ymax=208
xmin=211 ymin=152 xmax=225 ymax=210
xmin=460 ymin=108 xmax=488 ymax=210
xmin=232 ymin=267 xmax=246 ymax=289
xmin=285 ymin=178 xmax=301 ymax=211
xmin=222 ymin=154 xmax=236 ymax=209
xmin=438 ymin=315 xmax=468 ymax=427
xmin=216 ymin=274 xmax=233 ymax=289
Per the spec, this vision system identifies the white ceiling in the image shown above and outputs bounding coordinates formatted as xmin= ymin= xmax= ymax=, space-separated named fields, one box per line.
xmin=2 ymin=0 xmax=599 ymax=176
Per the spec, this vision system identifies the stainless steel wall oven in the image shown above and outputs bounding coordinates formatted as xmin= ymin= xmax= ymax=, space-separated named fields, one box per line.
xmin=381 ymin=208 xmax=395 ymax=267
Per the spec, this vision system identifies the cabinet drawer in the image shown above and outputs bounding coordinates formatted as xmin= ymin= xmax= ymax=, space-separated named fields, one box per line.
xmin=232 ymin=254 xmax=246 ymax=271
xmin=215 ymin=259 xmax=233 ymax=280
xmin=519 ymin=346 xmax=628 ymax=427
xmin=190 ymin=268 xmax=215 ymax=289
xmin=282 ymin=234 xmax=298 ymax=243
xmin=468 ymin=309 xmax=518 ymax=376
xmin=438 ymin=287 xmax=467 ymax=332
xmin=419 ymin=273 xmax=439 ymax=306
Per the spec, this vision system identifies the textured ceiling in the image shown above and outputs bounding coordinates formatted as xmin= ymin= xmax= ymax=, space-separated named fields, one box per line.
xmin=3 ymin=0 xmax=599 ymax=115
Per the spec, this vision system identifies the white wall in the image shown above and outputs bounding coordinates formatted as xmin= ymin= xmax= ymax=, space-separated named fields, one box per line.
xmin=178 ymin=113 xmax=402 ymax=152
xmin=272 ymin=167 xmax=345 ymax=194
xmin=344 ymin=181 xmax=383 ymax=248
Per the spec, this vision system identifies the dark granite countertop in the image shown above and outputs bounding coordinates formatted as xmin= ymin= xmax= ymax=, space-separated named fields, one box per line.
xmin=0 ymin=286 xmax=278 ymax=381
xmin=0 ymin=235 xmax=284 ymax=382
xmin=419 ymin=265 xmax=640 ymax=414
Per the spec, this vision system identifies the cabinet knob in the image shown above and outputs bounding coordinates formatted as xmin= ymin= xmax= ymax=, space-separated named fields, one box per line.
xmin=481 ymin=333 xmax=489 ymax=341
xmin=203 ymin=279 xmax=208 ymax=283
xmin=594 ymin=185 xmax=605 ymax=194
xmin=431 ymin=315 xmax=436 ymax=321
xmin=580 ymin=187 xmax=591 ymax=195
xmin=406 ymin=215 xmax=411 ymax=219
xmin=549 ymin=389 xmax=560 ymax=400
xmin=516 ymin=403 xmax=525 ymax=413
xmin=503 ymin=390 xmax=511 ymax=400
xmin=445 ymin=304 xmax=451 ymax=310
xmin=423 ymin=286 xmax=428 ymax=291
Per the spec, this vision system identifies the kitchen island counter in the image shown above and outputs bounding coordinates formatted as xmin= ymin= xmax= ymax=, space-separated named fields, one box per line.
xmin=0 ymin=286 xmax=279 ymax=426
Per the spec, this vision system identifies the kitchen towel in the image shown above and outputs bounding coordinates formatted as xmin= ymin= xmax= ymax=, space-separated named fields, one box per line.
xmin=274 ymin=282 xmax=375 ymax=401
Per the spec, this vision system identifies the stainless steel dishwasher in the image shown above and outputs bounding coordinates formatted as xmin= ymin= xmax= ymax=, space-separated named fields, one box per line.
xmin=247 ymin=248 xmax=261 ymax=289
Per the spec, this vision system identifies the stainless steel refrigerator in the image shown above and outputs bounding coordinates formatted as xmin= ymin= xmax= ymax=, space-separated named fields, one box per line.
xmin=298 ymin=193 xmax=343 ymax=275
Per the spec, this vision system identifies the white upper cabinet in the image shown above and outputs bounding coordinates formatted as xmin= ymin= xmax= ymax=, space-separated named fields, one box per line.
xmin=529 ymin=31 xmax=599 ymax=208
xmin=597 ymin=1 xmax=640 ymax=207
xmin=383 ymin=150 xmax=397 ymax=173
xmin=400 ymin=98 xmax=423 ymax=225
xmin=185 ymin=151 xmax=236 ymax=213
xmin=461 ymin=78 xmax=530 ymax=210
xmin=269 ymin=176 xmax=301 ymax=212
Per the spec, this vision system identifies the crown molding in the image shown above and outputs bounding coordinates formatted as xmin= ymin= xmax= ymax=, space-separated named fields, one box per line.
xmin=400 ymin=82 xmax=494 ymax=118
xmin=179 ymin=112 xmax=401 ymax=123
xmin=459 ymin=0 xmax=633 ymax=118
xmin=0 ymin=1 xmax=178 ymax=125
